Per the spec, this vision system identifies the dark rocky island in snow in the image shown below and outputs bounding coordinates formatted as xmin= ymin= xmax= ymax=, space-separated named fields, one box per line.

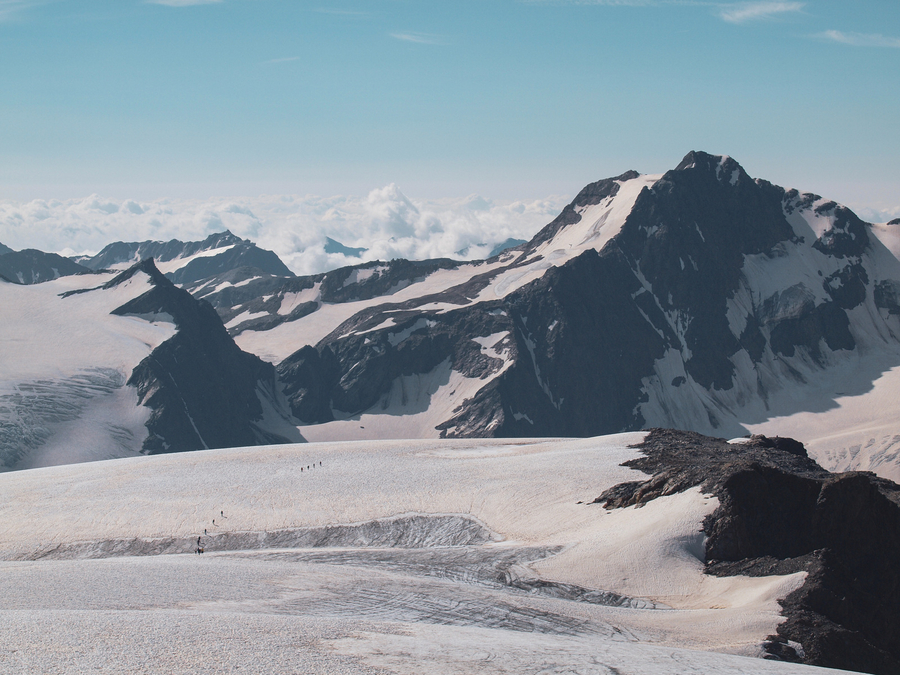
xmin=597 ymin=428 xmax=900 ymax=675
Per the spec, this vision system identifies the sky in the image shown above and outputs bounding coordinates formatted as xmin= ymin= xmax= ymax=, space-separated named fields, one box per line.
xmin=0 ymin=0 xmax=898 ymax=259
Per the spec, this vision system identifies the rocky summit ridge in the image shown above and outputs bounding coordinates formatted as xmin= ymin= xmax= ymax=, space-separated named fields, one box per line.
xmin=214 ymin=151 xmax=900 ymax=459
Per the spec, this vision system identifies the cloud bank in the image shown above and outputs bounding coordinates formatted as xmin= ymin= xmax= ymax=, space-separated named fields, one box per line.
xmin=0 ymin=188 xmax=567 ymax=276
xmin=855 ymin=205 xmax=900 ymax=224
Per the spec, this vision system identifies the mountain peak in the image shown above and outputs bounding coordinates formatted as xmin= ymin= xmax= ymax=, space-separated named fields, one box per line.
xmin=673 ymin=151 xmax=749 ymax=187
xmin=102 ymin=257 xmax=168 ymax=290
xmin=675 ymin=150 xmax=726 ymax=171
xmin=200 ymin=230 xmax=243 ymax=248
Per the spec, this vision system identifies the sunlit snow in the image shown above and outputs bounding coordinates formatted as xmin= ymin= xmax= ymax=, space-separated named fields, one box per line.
xmin=0 ymin=272 xmax=176 ymax=470
xmin=0 ymin=434 xmax=845 ymax=674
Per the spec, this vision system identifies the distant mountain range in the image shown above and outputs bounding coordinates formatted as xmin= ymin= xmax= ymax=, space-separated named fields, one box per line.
xmin=4 ymin=151 xmax=900 ymax=484
xmin=73 ymin=230 xmax=294 ymax=284
xmin=0 ymin=230 xmax=293 ymax=286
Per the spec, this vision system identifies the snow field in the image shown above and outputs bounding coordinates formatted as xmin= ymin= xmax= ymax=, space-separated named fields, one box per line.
xmin=0 ymin=271 xmax=174 ymax=383
xmin=0 ymin=271 xmax=177 ymax=470
xmin=476 ymin=173 xmax=662 ymax=302
xmin=234 ymin=259 xmax=510 ymax=364
xmin=0 ymin=433 xmax=833 ymax=673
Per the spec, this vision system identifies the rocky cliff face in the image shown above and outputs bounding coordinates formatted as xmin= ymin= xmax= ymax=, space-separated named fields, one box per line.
xmin=108 ymin=259 xmax=295 ymax=453
xmin=595 ymin=428 xmax=900 ymax=675
xmin=223 ymin=152 xmax=900 ymax=447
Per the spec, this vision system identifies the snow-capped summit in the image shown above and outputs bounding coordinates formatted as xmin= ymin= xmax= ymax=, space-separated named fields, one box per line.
xmin=75 ymin=230 xmax=294 ymax=285
xmin=200 ymin=152 xmax=900 ymax=481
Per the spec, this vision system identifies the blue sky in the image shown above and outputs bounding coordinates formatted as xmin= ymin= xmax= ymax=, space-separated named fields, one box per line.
xmin=1 ymin=0 xmax=898 ymax=212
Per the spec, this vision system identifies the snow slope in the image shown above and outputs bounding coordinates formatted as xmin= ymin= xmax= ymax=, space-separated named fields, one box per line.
xmin=748 ymin=362 xmax=900 ymax=482
xmin=0 ymin=433 xmax=843 ymax=674
xmin=232 ymin=172 xmax=655 ymax=365
xmin=0 ymin=271 xmax=176 ymax=470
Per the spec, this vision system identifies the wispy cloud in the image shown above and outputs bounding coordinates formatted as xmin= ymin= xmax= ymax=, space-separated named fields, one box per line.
xmin=147 ymin=0 xmax=222 ymax=6
xmin=264 ymin=56 xmax=301 ymax=64
xmin=524 ymin=0 xmax=807 ymax=23
xmin=522 ymin=1 xmax=684 ymax=6
xmin=718 ymin=1 xmax=804 ymax=23
xmin=313 ymin=8 xmax=370 ymax=16
xmin=390 ymin=32 xmax=447 ymax=45
xmin=815 ymin=30 xmax=900 ymax=48
xmin=0 ymin=0 xmax=50 ymax=21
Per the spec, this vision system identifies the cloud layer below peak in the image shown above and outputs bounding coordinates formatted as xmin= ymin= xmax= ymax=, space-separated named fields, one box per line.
xmin=0 ymin=189 xmax=567 ymax=276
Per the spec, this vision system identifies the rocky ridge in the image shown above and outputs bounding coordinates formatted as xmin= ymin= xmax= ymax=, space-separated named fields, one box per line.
xmin=84 ymin=258 xmax=296 ymax=454
xmin=0 ymin=248 xmax=90 ymax=284
xmin=220 ymin=152 xmax=900 ymax=451
xmin=595 ymin=428 xmax=900 ymax=675
xmin=75 ymin=230 xmax=294 ymax=285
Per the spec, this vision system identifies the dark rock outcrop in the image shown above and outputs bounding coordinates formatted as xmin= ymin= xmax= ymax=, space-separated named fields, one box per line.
xmin=279 ymin=302 xmax=509 ymax=429
xmin=324 ymin=236 xmax=367 ymax=257
xmin=0 ymin=249 xmax=90 ymax=284
xmin=108 ymin=259 xmax=293 ymax=453
xmin=595 ymin=428 xmax=900 ymax=675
